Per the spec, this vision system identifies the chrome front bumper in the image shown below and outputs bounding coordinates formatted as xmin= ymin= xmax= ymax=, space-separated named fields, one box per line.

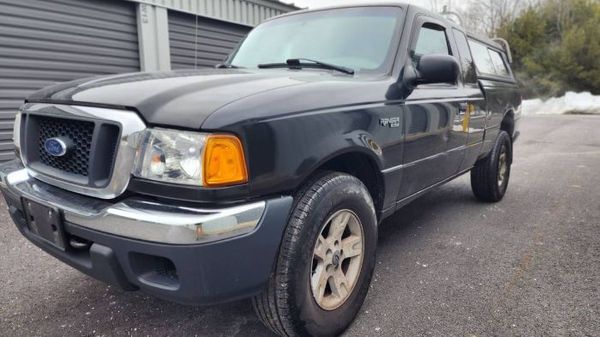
xmin=0 ymin=160 xmax=265 ymax=245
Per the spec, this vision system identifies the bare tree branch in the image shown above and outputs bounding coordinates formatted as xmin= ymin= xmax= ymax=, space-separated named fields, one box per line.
xmin=459 ymin=0 xmax=533 ymax=35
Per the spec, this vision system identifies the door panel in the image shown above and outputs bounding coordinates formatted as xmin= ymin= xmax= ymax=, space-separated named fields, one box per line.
xmin=396 ymin=17 xmax=467 ymax=200
xmin=451 ymin=28 xmax=487 ymax=170
xmin=399 ymin=95 xmax=460 ymax=198
xmin=459 ymin=88 xmax=487 ymax=170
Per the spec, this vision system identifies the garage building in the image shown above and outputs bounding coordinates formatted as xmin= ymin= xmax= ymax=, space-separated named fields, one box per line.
xmin=0 ymin=0 xmax=298 ymax=161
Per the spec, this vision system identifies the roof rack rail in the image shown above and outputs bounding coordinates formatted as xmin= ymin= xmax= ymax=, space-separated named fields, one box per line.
xmin=492 ymin=37 xmax=513 ymax=63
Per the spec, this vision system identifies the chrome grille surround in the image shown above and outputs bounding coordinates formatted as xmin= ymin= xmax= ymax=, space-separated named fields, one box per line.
xmin=17 ymin=104 xmax=146 ymax=199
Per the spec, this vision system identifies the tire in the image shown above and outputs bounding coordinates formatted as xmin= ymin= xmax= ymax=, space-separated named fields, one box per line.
xmin=471 ymin=130 xmax=513 ymax=202
xmin=253 ymin=172 xmax=378 ymax=337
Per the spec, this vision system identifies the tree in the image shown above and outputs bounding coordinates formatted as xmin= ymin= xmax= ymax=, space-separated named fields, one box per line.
xmin=495 ymin=0 xmax=600 ymax=97
xmin=460 ymin=0 xmax=532 ymax=35
xmin=555 ymin=5 xmax=600 ymax=93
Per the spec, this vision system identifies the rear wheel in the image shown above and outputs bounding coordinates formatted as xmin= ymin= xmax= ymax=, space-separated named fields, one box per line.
xmin=471 ymin=131 xmax=512 ymax=202
xmin=252 ymin=172 xmax=377 ymax=337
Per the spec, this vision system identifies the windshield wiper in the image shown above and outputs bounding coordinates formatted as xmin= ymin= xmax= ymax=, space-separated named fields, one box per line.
xmin=258 ymin=58 xmax=355 ymax=75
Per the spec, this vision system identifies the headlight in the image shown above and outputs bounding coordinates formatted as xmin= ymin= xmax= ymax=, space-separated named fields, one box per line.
xmin=133 ymin=128 xmax=248 ymax=187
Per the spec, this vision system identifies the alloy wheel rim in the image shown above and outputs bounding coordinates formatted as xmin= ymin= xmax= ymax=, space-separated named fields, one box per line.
xmin=498 ymin=145 xmax=508 ymax=187
xmin=310 ymin=209 xmax=364 ymax=311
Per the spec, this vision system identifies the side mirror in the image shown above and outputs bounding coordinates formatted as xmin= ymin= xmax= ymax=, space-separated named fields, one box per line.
xmin=416 ymin=54 xmax=460 ymax=85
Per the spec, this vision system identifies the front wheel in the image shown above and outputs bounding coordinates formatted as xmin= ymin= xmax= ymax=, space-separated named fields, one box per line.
xmin=471 ymin=130 xmax=513 ymax=202
xmin=253 ymin=172 xmax=377 ymax=337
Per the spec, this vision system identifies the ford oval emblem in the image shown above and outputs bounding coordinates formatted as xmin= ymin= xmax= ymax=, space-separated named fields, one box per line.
xmin=44 ymin=137 xmax=70 ymax=157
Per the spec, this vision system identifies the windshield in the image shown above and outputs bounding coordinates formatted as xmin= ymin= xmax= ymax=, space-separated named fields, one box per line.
xmin=229 ymin=7 xmax=403 ymax=74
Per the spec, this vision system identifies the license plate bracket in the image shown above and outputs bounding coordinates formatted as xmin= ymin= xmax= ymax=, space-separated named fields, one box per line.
xmin=22 ymin=199 xmax=66 ymax=250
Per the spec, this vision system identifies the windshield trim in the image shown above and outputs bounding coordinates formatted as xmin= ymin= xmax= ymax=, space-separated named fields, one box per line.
xmin=226 ymin=6 xmax=405 ymax=76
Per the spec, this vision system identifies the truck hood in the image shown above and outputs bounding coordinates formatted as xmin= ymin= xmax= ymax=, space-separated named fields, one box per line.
xmin=27 ymin=69 xmax=390 ymax=129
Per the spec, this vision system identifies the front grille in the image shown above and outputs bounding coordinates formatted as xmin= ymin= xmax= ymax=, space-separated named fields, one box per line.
xmin=37 ymin=116 xmax=94 ymax=177
xmin=22 ymin=113 xmax=121 ymax=188
xmin=18 ymin=104 xmax=145 ymax=199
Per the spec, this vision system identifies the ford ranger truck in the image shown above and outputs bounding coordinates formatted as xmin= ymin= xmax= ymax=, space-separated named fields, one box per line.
xmin=0 ymin=3 xmax=520 ymax=337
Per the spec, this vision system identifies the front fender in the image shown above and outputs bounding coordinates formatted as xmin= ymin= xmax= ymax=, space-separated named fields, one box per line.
xmin=224 ymin=104 xmax=403 ymax=203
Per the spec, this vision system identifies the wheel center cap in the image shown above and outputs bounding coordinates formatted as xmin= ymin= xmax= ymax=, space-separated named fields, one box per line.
xmin=332 ymin=251 xmax=341 ymax=267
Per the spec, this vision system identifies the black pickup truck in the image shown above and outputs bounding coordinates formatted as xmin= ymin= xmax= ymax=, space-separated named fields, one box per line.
xmin=0 ymin=3 xmax=520 ymax=337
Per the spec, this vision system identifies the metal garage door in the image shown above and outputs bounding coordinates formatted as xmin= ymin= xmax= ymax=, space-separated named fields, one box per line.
xmin=169 ymin=11 xmax=251 ymax=69
xmin=0 ymin=0 xmax=139 ymax=162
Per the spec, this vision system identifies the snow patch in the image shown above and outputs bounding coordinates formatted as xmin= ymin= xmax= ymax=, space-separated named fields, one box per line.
xmin=522 ymin=92 xmax=600 ymax=116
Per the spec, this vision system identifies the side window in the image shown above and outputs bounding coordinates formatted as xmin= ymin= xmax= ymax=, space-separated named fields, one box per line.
xmin=452 ymin=29 xmax=477 ymax=84
xmin=469 ymin=40 xmax=496 ymax=75
xmin=412 ymin=24 xmax=450 ymax=64
xmin=488 ymin=49 xmax=510 ymax=76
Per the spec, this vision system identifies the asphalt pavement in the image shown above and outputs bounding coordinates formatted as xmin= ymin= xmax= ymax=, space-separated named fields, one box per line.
xmin=0 ymin=115 xmax=599 ymax=336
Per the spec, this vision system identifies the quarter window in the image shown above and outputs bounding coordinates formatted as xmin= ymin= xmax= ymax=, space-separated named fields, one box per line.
xmin=469 ymin=40 xmax=496 ymax=75
xmin=489 ymin=49 xmax=510 ymax=76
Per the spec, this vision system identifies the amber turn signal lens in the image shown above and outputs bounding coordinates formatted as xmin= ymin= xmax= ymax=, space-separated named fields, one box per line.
xmin=203 ymin=135 xmax=248 ymax=187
